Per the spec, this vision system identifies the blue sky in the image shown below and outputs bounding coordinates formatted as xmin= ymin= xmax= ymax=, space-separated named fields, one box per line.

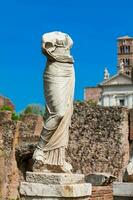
xmin=0 ymin=0 xmax=133 ymax=111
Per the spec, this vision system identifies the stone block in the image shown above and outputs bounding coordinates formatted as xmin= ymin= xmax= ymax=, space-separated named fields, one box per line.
xmin=85 ymin=173 xmax=116 ymax=186
xmin=21 ymin=197 xmax=89 ymax=200
xmin=20 ymin=182 xmax=92 ymax=198
xmin=113 ymin=182 xmax=133 ymax=196
xmin=26 ymin=171 xmax=85 ymax=185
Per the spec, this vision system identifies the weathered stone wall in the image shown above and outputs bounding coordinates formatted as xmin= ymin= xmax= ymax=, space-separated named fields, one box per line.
xmin=67 ymin=102 xmax=129 ymax=181
xmin=0 ymin=102 xmax=130 ymax=199
xmin=0 ymin=112 xmax=43 ymax=199
xmin=0 ymin=111 xmax=19 ymax=199
xmin=17 ymin=102 xmax=129 ymax=181
xmin=20 ymin=114 xmax=43 ymax=136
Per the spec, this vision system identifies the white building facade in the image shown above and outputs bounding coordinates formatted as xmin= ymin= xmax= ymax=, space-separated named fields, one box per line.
xmin=99 ymin=73 xmax=133 ymax=109
xmin=85 ymin=35 xmax=133 ymax=109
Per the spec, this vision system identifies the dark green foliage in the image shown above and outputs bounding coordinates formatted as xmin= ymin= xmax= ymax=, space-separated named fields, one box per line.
xmin=24 ymin=106 xmax=33 ymax=114
xmin=0 ymin=105 xmax=13 ymax=112
xmin=11 ymin=112 xmax=20 ymax=121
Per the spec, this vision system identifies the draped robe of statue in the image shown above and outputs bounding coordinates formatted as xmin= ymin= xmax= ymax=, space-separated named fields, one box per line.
xmin=32 ymin=32 xmax=75 ymax=172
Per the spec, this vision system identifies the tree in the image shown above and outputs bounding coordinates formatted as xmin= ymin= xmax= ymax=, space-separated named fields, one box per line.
xmin=23 ymin=104 xmax=45 ymax=116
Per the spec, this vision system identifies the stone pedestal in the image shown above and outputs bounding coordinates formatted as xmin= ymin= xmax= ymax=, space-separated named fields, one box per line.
xmin=113 ymin=182 xmax=133 ymax=199
xmin=20 ymin=172 xmax=92 ymax=200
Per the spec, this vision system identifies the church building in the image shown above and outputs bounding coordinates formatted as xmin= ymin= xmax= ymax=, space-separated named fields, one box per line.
xmin=84 ymin=36 xmax=133 ymax=109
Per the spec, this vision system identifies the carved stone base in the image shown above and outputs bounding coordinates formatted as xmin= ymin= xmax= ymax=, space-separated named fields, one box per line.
xmin=20 ymin=172 xmax=92 ymax=200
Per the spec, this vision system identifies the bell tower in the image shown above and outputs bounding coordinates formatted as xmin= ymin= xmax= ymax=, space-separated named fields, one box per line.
xmin=117 ymin=35 xmax=133 ymax=76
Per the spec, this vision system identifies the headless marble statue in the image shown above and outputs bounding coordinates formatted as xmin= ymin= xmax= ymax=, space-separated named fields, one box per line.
xmin=32 ymin=31 xmax=75 ymax=173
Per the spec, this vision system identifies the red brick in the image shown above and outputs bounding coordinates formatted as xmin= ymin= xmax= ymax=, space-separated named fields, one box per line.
xmin=0 ymin=96 xmax=15 ymax=110
xmin=89 ymin=186 xmax=113 ymax=200
xmin=84 ymin=87 xmax=102 ymax=102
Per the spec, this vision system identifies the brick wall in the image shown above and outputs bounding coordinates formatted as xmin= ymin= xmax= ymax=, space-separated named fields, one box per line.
xmin=0 ymin=96 xmax=4 ymax=107
xmin=0 ymin=132 xmax=6 ymax=198
xmin=89 ymin=186 xmax=113 ymax=200
xmin=0 ymin=103 xmax=131 ymax=199
xmin=84 ymin=87 xmax=102 ymax=102
xmin=0 ymin=112 xmax=20 ymax=199
xmin=0 ymin=96 xmax=15 ymax=110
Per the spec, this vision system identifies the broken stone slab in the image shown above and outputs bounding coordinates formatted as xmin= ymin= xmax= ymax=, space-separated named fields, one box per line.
xmin=26 ymin=171 xmax=85 ymax=185
xmin=85 ymin=172 xmax=117 ymax=186
xmin=20 ymin=182 xmax=92 ymax=198
xmin=113 ymin=182 xmax=133 ymax=196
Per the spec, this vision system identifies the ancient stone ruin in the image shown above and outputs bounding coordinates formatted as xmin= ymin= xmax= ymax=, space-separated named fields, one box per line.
xmin=1 ymin=32 xmax=133 ymax=199
xmin=0 ymin=101 xmax=132 ymax=199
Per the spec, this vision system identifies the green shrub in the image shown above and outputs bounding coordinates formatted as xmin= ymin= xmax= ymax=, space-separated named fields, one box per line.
xmin=0 ymin=105 xmax=13 ymax=112
xmin=87 ymin=99 xmax=97 ymax=106
xmin=12 ymin=112 xmax=20 ymax=121
xmin=23 ymin=104 xmax=45 ymax=116
xmin=24 ymin=106 xmax=32 ymax=114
